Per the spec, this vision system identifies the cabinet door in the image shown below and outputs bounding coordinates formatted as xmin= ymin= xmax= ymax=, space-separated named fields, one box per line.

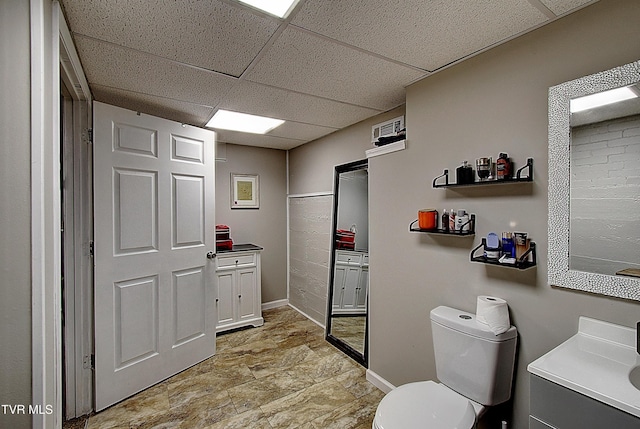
xmin=216 ymin=270 xmax=235 ymax=328
xmin=333 ymin=265 xmax=348 ymax=308
xmin=356 ymin=267 xmax=368 ymax=310
xmin=237 ymin=267 xmax=257 ymax=321
xmin=341 ymin=266 xmax=361 ymax=310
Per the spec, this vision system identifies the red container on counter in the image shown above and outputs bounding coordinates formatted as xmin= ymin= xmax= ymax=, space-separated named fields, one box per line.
xmin=336 ymin=229 xmax=355 ymax=242
xmin=216 ymin=224 xmax=230 ymax=240
xmin=216 ymin=239 xmax=233 ymax=251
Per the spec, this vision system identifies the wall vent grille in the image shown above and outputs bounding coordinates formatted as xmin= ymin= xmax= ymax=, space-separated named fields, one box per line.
xmin=371 ymin=116 xmax=404 ymax=145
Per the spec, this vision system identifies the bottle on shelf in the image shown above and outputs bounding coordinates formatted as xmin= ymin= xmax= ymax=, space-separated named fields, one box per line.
xmin=449 ymin=209 xmax=456 ymax=231
xmin=456 ymin=161 xmax=474 ymax=184
xmin=442 ymin=209 xmax=449 ymax=232
xmin=496 ymin=153 xmax=512 ymax=180
xmin=455 ymin=210 xmax=470 ymax=232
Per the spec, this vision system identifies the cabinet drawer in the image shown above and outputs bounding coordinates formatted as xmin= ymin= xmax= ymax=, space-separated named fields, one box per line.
xmin=216 ymin=252 xmax=256 ymax=269
xmin=335 ymin=252 xmax=361 ymax=265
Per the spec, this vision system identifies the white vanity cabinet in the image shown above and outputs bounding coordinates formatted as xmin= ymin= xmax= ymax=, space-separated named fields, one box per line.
xmin=215 ymin=245 xmax=264 ymax=333
xmin=332 ymin=250 xmax=368 ymax=315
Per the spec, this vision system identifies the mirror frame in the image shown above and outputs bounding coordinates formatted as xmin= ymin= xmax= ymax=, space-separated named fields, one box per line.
xmin=548 ymin=59 xmax=640 ymax=301
xmin=325 ymin=158 xmax=369 ymax=367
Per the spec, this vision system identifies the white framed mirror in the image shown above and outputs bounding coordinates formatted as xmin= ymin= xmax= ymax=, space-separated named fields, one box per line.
xmin=548 ymin=59 xmax=640 ymax=301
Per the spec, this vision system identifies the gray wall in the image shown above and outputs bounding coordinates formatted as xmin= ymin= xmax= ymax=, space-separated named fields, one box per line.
xmin=287 ymin=107 xmax=404 ymax=322
xmin=288 ymin=106 xmax=405 ymax=194
xmin=0 ymin=1 xmax=33 ymax=428
xmin=289 ymin=1 xmax=640 ymax=428
xmin=215 ymin=143 xmax=288 ymax=304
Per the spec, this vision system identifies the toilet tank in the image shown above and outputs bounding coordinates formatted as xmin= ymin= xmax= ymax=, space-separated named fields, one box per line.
xmin=430 ymin=306 xmax=517 ymax=406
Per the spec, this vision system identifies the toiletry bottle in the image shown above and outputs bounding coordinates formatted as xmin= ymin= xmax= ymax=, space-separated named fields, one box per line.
xmin=501 ymin=232 xmax=514 ymax=257
xmin=455 ymin=209 xmax=470 ymax=232
xmin=456 ymin=161 xmax=473 ymax=184
xmin=449 ymin=209 xmax=456 ymax=231
xmin=496 ymin=153 xmax=511 ymax=180
xmin=442 ymin=209 xmax=449 ymax=232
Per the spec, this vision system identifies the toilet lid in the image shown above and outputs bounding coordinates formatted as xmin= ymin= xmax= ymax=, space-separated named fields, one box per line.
xmin=374 ymin=381 xmax=476 ymax=429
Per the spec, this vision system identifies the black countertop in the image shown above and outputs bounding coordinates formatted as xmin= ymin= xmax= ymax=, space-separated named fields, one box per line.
xmin=217 ymin=243 xmax=263 ymax=253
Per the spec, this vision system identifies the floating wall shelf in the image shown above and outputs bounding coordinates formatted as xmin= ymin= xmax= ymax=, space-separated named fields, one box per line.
xmin=409 ymin=214 xmax=475 ymax=236
xmin=433 ymin=158 xmax=533 ymax=188
xmin=366 ymin=140 xmax=406 ymax=158
xmin=470 ymin=239 xmax=537 ymax=270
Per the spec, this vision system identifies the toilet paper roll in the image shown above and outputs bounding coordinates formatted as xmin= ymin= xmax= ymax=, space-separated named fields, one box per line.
xmin=476 ymin=296 xmax=511 ymax=335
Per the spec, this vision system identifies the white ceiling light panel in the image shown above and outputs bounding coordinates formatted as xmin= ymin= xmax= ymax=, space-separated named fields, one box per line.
xmin=236 ymin=0 xmax=299 ymax=18
xmin=206 ymin=110 xmax=285 ymax=134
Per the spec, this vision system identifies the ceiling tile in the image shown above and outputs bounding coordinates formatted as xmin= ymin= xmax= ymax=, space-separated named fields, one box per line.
xmin=268 ymin=121 xmax=337 ymax=142
xmin=218 ymin=80 xmax=382 ymax=129
xmin=91 ymin=85 xmax=214 ymax=126
xmin=245 ymin=27 xmax=426 ymax=110
xmin=74 ymin=35 xmax=236 ymax=112
xmin=291 ymin=0 xmax=549 ymax=71
xmin=539 ymin=0 xmax=596 ymax=16
xmin=60 ymin=0 xmax=280 ymax=76
xmin=215 ymin=129 xmax=305 ymax=150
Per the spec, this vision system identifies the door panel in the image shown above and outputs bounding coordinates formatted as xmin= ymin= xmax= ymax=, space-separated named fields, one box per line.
xmin=114 ymin=168 xmax=158 ymax=254
xmin=172 ymin=174 xmax=204 ymax=248
xmin=172 ymin=266 xmax=206 ymax=347
xmin=114 ymin=275 xmax=159 ymax=369
xmin=93 ymin=102 xmax=216 ymax=411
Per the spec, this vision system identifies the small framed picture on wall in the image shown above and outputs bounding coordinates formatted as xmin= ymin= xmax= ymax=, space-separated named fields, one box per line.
xmin=231 ymin=173 xmax=259 ymax=209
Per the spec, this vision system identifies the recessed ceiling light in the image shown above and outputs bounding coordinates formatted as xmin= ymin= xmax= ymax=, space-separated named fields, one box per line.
xmin=206 ymin=110 xmax=285 ymax=134
xmin=236 ymin=0 xmax=299 ymax=18
xmin=570 ymin=86 xmax=638 ymax=113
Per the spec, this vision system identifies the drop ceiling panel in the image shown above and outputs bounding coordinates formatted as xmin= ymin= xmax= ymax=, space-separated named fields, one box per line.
xmin=291 ymin=0 xmax=549 ymax=71
xmin=539 ymin=0 xmax=595 ymax=15
xmin=74 ymin=36 xmax=235 ymax=111
xmin=245 ymin=27 xmax=426 ymax=111
xmin=218 ymin=80 xmax=382 ymax=129
xmin=215 ymin=129 xmax=305 ymax=150
xmin=92 ymin=85 xmax=214 ymax=127
xmin=267 ymin=121 xmax=337 ymax=142
xmin=60 ymin=0 xmax=280 ymax=76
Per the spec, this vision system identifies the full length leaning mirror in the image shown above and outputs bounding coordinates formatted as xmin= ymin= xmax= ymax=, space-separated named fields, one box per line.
xmin=326 ymin=159 xmax=369 ymax=366
xmin=548 ymin=59 xmax=640 ymax=301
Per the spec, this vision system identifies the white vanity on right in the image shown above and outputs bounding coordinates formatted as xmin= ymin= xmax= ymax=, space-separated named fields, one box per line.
xmin=527 ymin=317 xmax=640 ymax=428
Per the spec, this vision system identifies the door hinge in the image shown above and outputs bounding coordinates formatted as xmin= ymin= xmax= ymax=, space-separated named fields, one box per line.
xmin=86 ymin=128 xmax=93 ymax=144
xmin=89 ymin=240 xmax=94 ymax=257
xmin=83 ymin=354 xmax=95 ymax=370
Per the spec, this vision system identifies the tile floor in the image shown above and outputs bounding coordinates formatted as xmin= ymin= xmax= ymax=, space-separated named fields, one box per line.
xmin=70 ymin=306 xmax=384 ymax=429
xmin=329 ymin=316 xmax=366 ymax=354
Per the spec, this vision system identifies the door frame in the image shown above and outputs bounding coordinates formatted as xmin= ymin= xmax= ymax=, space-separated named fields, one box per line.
xmin=30 ymin=1 xmax=63 ymax=427
xmin=31 ymin=1 xmax=93 ymax=426
xmin=59 ymin=3 xmax=94 ymax=419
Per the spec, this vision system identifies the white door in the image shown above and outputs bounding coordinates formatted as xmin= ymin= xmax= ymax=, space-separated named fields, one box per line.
xmin=93 ymin=102 xmax=216 ymax=411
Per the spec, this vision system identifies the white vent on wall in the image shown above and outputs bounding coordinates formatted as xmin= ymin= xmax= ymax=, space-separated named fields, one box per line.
xmin=371 ymin=116 xmax=404 ymax=145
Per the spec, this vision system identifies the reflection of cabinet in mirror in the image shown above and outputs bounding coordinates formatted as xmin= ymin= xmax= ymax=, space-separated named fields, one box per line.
xmin=215 ymin=245 xmax=264 ymax=332
xmin=332 ymin=250 xmax=368 ymax=315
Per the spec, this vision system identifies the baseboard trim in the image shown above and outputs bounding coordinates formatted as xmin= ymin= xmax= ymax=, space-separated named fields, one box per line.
xmin=287 ymin=303 xmax=326 ymax=330
xmin=262 ymin=299 xmax=289 ymax=311
xmin=366 ymin=369 xmax=395 ymax=394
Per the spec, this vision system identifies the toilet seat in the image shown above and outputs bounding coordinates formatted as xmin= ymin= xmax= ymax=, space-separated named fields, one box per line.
xmin=373 ymin=381 xmax=477 ymax=429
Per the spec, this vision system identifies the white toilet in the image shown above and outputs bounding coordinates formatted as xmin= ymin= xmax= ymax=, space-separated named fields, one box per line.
xmin=373 ymin=305 xmax=517 ymax=429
